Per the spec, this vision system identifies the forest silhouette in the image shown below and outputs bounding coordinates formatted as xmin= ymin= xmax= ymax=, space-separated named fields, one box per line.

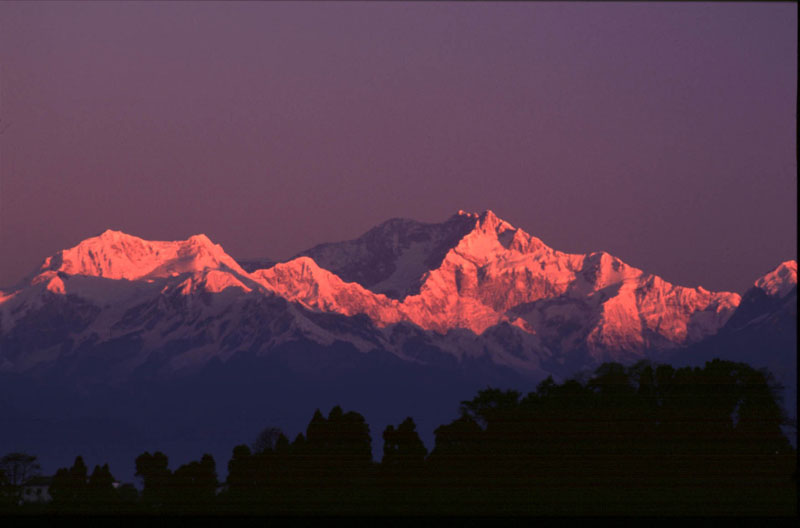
xmin=2 ymin=359 xmax=796 ymax=515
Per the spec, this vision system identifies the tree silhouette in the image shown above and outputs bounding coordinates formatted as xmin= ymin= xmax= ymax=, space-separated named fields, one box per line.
xmin=428 ymin=414 xmax=483 ymax=481
xmin=252 ymin=426 xmax=285 ymax=454
xmin=6 ymin=355 xmax=790 ymax=515
xmin=382 ymin=417 xmax=427 ymax=476
xmin=0 ymin=467 xmax=16 ymax=510
xmin=134 ymin=451 xmax=172 ymax=511
xmin=87 ymin=464 xmax=116 ymax=512
xmin=304 ymin=405 xmax=372 ymax=484
xmin=460 ymin=388 xmax=522 ymax=429
xmin=49 ymin=456 xmax=89 ymax=511
xmin=0 ymin=453 xmax=41 ymax=507
xmin=226 ymin=444 xmax=255 ymax=492
xmin=172 ymin=454 xmax=218 ymax=513
xmin=0 ymin=453 xmax=41 ymax=488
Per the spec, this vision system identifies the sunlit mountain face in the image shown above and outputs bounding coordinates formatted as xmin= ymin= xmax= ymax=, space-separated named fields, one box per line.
xmin=0 ymin=210 xmax=752 ymax=375
xmin=0 ymin=211 xmax=795 ymax=480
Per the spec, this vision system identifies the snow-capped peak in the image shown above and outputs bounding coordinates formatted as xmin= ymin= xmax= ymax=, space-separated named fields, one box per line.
xmin=447 ymin=210 xmax=549 ymax=264
xmin=2 ymin=212 xmax=761 ymax=376
xmin=251 ymin=257 xmax=400 ymax=321
xmin=454 ymin=209 xmax=514 ymax=234
xmin=754 ymin=260 xmax=798 ymax=299
xmin=39 ymin=230 xmax=247 ymax=281
xmin=477 ymin=209 xmax=510 ymax=229
xmin=98 ymin=228 xmax=128 ymax=240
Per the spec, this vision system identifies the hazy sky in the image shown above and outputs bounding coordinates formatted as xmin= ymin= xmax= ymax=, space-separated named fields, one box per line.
xmin=0 ymin=2 xmax=796 ymax=293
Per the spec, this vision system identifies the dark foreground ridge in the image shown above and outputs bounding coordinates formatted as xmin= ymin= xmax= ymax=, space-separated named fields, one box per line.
xmin=2 ymin=359 xmax=796 ymax=516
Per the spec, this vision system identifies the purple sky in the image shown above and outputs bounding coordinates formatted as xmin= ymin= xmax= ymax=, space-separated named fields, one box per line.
xmin=0 ymin=2 xmax=796 ymax=293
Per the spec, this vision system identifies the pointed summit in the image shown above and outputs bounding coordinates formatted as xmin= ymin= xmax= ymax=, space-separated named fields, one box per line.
xmin=754 ymin=260 xmax=797 ymax=299
xmin=477 ymin=209 xmax=501 ymax=225
xmin=252 ymin=256 xmax=399 ymax=320
xmin=452 ymin=209 xmax=516 ymax=236
xmin=476 ymin=209 xmax=516 ymax=236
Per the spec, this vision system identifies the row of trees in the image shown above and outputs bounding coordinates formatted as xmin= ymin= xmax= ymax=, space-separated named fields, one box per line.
xmin=2 ymin=359 xmax=797 ymax=515
xmin=50 ymin=457 xmax=137 ymax=512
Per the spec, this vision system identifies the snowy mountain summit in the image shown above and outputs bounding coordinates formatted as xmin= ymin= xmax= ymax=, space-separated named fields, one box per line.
xmin=286 ymin=210 xmax=741 ymax=356
xmin=754 ymin=260 xmax=797 ymax=299
xmin=0 ymin=210 xmax=790 ymax=380
xmin=41 ymin=229 xmax=248 ymax=280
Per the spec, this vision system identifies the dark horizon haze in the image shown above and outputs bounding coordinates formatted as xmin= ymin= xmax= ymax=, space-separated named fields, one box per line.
xmin=0 ymin=2 xmax=796 ymax=294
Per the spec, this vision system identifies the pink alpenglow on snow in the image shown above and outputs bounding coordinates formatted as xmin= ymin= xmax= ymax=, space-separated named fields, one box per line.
xmin=0 ymin=211 xmax=750 ymax=367
xmin=754 ymin=260 xmax=798 ymax=299
xmin=40 ymin=230 xmax=248 ymax=281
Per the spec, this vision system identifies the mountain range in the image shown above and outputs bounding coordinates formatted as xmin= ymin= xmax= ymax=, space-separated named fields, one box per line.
xmin=0 ymin=210 xmax=795 ymax=481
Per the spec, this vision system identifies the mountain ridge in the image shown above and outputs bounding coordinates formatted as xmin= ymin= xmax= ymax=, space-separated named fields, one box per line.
xmin=1 ymin=210 xmax=793 ymax=379
xmin=1 ymin=210 xmax=795 ymax=483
